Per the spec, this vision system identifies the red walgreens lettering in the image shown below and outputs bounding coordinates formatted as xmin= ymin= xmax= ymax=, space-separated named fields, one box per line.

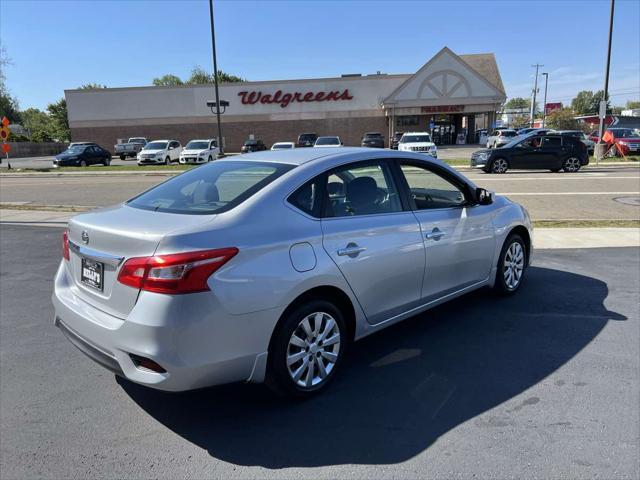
xmin=237 ymin=89 xmax=353 ymax=108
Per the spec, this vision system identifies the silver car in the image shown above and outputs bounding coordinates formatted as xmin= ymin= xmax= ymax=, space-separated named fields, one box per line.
xmin=53 ymin=148 xmax=532 ymax=397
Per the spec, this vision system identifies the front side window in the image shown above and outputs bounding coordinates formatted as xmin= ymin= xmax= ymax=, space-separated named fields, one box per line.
xmin=127 ymin=161 xmax=293 ymax=215
xmin=324 ymin=162 xmax=402 ymax=217
xmin=399 ymin=163 xmax=468 ymax=210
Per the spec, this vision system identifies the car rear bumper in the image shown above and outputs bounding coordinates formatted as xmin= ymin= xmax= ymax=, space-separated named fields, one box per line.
xmin=52 ymin=261 xmax=275 ymax=391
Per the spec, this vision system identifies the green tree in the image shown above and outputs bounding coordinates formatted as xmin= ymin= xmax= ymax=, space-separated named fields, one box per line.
xmin=571 ymin=90 xmax=610 ymax=115
xmin=46 ymin=98 xmax=70 ymax=141
xmin=626 ymin=100 xmax=640 ymax=109
xmin=510 ymin=115 xmax=530 ymax=128
xmin=152 ymin=74 xmax=184 ymax=87
xmin=21 ymin=108 xmax=53 ymax=142
xmin=79 ymin=83 xmax=107 ymax=89
xmin=504 ymin=97 xmax=531 ymax=110
xmin=545 ymin=108 xmax=579 ymax=130
xmin=187 ymin=66 xmax=245 ymax=84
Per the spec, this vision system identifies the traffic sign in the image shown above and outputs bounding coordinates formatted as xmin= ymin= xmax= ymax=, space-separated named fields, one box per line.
xmin=1 ymin=116 xmax=9 ymax=127
xmin=2 ymin=143 xmax=10 ymax=153
xmin=0 ymin=125 xmax=9 ymax=141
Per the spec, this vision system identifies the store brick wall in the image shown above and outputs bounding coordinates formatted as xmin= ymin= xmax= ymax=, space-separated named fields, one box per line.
xmin=72 ymin=115 xmax=389 ymax=153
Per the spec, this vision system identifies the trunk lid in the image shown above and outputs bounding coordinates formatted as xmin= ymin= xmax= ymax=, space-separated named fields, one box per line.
xmin=67 ymin=204 xmax=214 ymax=319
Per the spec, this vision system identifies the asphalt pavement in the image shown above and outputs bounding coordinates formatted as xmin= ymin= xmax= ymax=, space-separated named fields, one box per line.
xmin=1 ymin=166 xmax=639 ymax=221
xmin=0 ymin=225 xmax=638 ymax=479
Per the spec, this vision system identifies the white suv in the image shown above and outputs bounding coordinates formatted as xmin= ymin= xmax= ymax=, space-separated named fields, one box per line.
xmin=397 ymin=132 xmax=438 ymax=157
xmin=137 ymin=140 xmax=182 ymax=165
xmin=179 ymin=139 xmax=219 ymax=164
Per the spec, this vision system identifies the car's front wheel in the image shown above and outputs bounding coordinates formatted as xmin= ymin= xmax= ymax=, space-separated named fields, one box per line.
xmin=79 ymin=160 xmax=87 ymax=167
xmin=490 ymin=158 xmax=509 ymax=174
xmin=103 ymin=157 xmax=111 ymax=166
xmin=267 ymin=299 xmax=346 ymax=398
xmin=208 ymin=155 xmax=213 ymax=162
xmin=119 ymin=154 xmax=126 ymax=160
xmin=563 ymin=156 xmax=582 ymax=173
xmin=494 ymin=234 xmax=527 ymax=295
xmin=164 ymin=156 xmax=170 ymax=165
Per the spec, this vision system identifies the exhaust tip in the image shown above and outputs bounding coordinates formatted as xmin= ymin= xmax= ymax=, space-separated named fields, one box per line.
xmin=129 ymin=353 xmax=167 ymax=374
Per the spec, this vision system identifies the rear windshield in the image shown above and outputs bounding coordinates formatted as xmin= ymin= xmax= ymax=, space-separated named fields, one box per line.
xmin=299 ymin=134 xmax=317 ymax=140
xmin=501 ymin=131 xmax=517 ymax=137
xmin=127 ymin=161 xmax=293 ymax=215
xmin=244 ymin=140 xmax=258 ymax=145
xmin=364 ymin=133 xmax=382 ymax=138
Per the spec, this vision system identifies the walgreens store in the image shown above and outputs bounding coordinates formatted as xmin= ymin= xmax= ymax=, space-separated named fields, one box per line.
xmin=66 ymin=47 xmax=506 ymax=151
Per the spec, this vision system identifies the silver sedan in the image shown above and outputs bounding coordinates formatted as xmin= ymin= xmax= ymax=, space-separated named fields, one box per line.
xmin=52 ymin=147 xmax=533 ymax=397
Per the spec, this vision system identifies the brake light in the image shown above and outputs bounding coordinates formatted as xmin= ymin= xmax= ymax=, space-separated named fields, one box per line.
xmin=62 ymin=230 xmax=70 ymax=261
xmin=117 ymin=248 xmax=238 ymax=294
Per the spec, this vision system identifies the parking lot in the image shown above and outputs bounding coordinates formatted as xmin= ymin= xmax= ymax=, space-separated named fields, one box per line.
xmin=0 ymin=225 xmax=638 ymax=479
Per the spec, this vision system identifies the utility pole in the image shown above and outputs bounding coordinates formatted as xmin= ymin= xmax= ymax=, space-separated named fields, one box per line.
xmin=541 ymin=72 xmax=549 ymax=128
xmin=208 ymin=0 xmax=224 ymax=156
xmin=596 ymin=0 xmax=615 ymax=164
xmin=530 ymin=64 xmax=543 ymax=127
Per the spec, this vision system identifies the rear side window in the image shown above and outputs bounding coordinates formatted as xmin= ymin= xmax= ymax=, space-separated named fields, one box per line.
xmin=288 ymin=179 xmax=323 ymax=217
xmin=542 ymin=137 xmax=562 ymax=147
xmin=127 ymin=161 xmax=293 ymax=215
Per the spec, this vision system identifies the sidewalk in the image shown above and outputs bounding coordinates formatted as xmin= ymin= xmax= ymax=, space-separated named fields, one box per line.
xmin=2 ymin=208 xmax=639 ymax=249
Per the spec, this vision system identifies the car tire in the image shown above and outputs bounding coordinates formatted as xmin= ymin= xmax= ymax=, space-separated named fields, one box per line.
xmin=494 ymin=233 xmax=527 ymax=295
xmin=79 ymin=160 xmax=87 ymax=167
xmin=208 ymin=155 xmax=213 ymax=162
xmin=550 ymin=168 xmax=561 ymax=172
xmin=562 ymin=156 xmax=582 ymax=173
xmin=119 ymin=155 xmax=126 ymax=160
xmin=490 ymin=158 xmax=509 ymax=174
xmin=165 ymin=156 xmax=170 ymax=165
xmin=103 ymin=157 xmax=111 ymax=166
xmin=266 ymin=299 xmax=347 ymax=398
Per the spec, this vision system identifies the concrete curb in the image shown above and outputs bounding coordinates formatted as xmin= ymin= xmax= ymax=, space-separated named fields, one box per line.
xmin=2 ymin=209 xmax=639 ymax=249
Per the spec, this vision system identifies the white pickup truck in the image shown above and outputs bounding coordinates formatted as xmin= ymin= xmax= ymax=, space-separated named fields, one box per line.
xmin=114 ymin=137 xmax=149 ymax=160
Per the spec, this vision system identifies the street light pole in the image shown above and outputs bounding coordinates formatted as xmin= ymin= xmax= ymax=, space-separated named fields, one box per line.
xmin=530 ymin=63 xmax=543 ymax=127
xmin=208 ymin=0 xmax=224 ymax=156
xmin=541 ymin=72 xmax=549 ymax=128
xmin=596 ymin=0 xmax=615 ymax=165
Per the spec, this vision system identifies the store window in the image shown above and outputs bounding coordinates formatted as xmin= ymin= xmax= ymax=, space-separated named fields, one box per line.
xmin=396 ymin=115 xmax=420 ymax=127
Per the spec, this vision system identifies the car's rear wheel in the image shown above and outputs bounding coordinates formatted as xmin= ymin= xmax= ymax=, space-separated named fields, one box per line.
xmin=119 ymin=154 xmax=126 ymax=160
xmin=494 ymin=234 xmax=526 ymax=295
xmin=79 ymin=160 xmax=87 ymax=167
xmin=563 ymin=156 xmax=581 ymax=173
xmin=164 ymin=156 xmax=170 ymax=165
xmin=267 ymin=299 xmax=346 ymax=398
xmin=490 ymin=158 xmax=509 ymax=174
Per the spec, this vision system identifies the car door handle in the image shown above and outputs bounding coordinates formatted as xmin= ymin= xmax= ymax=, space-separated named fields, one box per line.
xmin=425 ymin=228 xmax=446 ymax=241
xmin=337 ymin=243 xmax=366 ymax=257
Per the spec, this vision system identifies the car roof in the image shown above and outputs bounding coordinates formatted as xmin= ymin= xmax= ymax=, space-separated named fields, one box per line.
xmin=148 ymin=139 xmax=176 ymax=142
xmin=403 ymin=131 xmax=431 ymax=135
xmin=187 ymin=138 xmax=215 ymax=142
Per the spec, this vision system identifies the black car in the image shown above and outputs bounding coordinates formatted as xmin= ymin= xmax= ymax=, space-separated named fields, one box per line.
xmin=53 ymin=144 xmax=112 ymax=167
xmin=470 ymin=134 xmax=588 ymax=174
xmin=361 ymin=132 xmax=385 ymax=148
xmin=297 ymin=133 xmax=318 ymax=148
xmin=390 ymin=131 xmax=404 ymax=150
xmin=240 ymin=139 xmax=267 ymax=153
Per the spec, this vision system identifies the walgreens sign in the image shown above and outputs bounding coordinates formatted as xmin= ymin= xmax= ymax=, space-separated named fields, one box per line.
xmin=237 ymin=89 xmax=354 ymax=108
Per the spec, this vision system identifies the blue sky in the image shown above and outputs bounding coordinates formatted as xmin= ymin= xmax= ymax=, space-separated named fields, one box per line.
xmin=2 ymin=0 xmax=639 ymax=110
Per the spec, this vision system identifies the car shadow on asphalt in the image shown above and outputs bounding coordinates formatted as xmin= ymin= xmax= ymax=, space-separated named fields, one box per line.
xmin=118 ymin=266 xmax=626 ymax=468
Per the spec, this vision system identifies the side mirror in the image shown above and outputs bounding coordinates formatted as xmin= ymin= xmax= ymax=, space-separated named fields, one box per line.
xmin=476 ymin=188 xmax=494 ymax=205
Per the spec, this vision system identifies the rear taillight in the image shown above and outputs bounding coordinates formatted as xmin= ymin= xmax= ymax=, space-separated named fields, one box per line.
xmin=117 ymin=248 xmax=238 ymax=294
xmin=62 ymin=230 xmax=70 ymax=261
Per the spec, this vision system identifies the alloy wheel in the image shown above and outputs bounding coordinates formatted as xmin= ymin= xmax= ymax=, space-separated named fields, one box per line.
xmin=503 ymin=241 xmax=524 ymax=290
xmin=492 ymin=158 xmax=508 ymax=174
xmin=286 ymin=312 xmax=341 ymax=388
xmin=564 ymin=157 xmax=581 ymax=172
